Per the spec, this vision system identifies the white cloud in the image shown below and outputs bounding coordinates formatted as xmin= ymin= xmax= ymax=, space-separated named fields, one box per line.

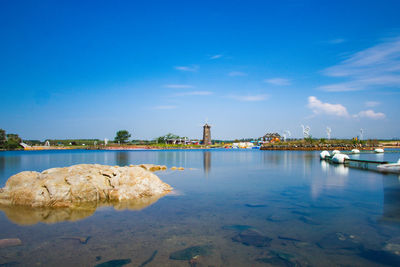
xmin=307 ymin=97 xmax=387 ymax=120
xmin=319 ymin=75 xmax=400 ymax=92
xmin=355 ymin=109 xmax=386 ymax=119
xmin=210 ymin=54 xmax=223 ymax=59
xmin=319 ymin=36 xmax=400 ymax=92
xmin=264 ymin=78 xmax=291 ymax=86
xmin=164 ymin=84 xmax=194 ymax=89
xmin=228 ymin=71 xmax=247 ymax=77
xmin=307 ymin=96 xmax=349 ymax=117
xmin=365 ymin=101 xmax=380 ymax=107
xmin=174 ymin=65 xmax=199 ymax=72
xmin=319 ymin=81 xmax=363 ymax=92
xmin=154 ymin=105 xmax=177 ymax=110
xmin=176 ymin=91 xmax=213 ymax=96
xmin=229 ymin=94 xmax=269 ymax=101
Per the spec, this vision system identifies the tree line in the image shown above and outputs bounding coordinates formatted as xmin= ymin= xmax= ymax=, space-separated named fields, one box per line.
xmin=0 ymin=129 xmax=22 ymax=149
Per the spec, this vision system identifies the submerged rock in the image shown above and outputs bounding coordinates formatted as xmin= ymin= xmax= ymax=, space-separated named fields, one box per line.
xmin=317 ymin=232 xmax=360 ymax=250
xmin=0 ymin=164 xmax=172 ymax=208
xmin=383 ymin=237 xmax=400 ymax=255
xmin=232 ymin=229 xmax=272 ymax=247
xmin=94 ymin=259 xmax=131 ymax=267
xmin=139 ymin=164 xmax=167 ymax=172
xmin=170 ymin=166 xmax=184 ymax=171
xmin=256 ymin=250 xmax=297 ymax=267
xmin=169 ymin=245 xmax=212 ymax=260
xmin=257 ymin=250 xmax=310 ymax=266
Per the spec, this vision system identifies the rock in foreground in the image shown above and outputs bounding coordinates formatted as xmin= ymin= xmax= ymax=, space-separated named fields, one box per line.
xmin=0 ymin=164 xmax=172 ymax=208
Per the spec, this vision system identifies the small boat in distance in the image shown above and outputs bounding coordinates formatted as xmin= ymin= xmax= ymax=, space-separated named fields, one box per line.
xmin=377 ymin=159 xmax=400 ymax=174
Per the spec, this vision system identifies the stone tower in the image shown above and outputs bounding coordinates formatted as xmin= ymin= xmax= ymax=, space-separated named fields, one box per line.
xmin=203 ymin=123 xmax=211 ymax=145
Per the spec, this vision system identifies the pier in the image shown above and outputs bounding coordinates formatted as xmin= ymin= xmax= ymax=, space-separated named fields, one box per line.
xmin=320 ymin=151 xmax=400 ymax=174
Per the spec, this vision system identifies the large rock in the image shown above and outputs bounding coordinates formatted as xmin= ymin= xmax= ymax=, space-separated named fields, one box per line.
xmin=0 ymin=164 xmax=172 ymax=208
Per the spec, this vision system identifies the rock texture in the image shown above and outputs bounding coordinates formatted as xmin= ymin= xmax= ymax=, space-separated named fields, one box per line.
xmin=0 ymin=164 xmax=172 ymax=208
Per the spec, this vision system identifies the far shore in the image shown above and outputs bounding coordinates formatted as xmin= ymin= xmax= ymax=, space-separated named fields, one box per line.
xmin=1 ymin=143 xmax=399 ymax=152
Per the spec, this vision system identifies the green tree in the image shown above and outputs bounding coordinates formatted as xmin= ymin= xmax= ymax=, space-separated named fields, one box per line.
xmin=156 ymin=133 xmax=180 ymax=143
xmin=6 ymin=134 xmax=22 ymax=149
xmin=114 ymin=130 xmax=131 ymax=144
xmin=304 ymin=135 xmax=314 ymax=144
xmin=0 ymin=129 xmax=6 ymax=148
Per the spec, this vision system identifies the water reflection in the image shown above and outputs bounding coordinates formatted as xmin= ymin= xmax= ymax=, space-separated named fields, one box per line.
xmin=0 ymin=156 xmax=5 ymax=176
xmin=313 ymin=160 xmax=349 ymax=199
xmin=261 ymin=151 xmax=293 ymax=172
xmin=332 ymin=164 xmax=349 ymax=176
xmin=0 ymin=155 xmax=21 ymax=175
xmin=375 ymin=153 xmax=385 ymax=161
xmin=115 ymin=151 xmax=130 ymax=166
xmin=203 ymin=151 xmax=211 ymax=175
xmin=382 ymin=175 xmax=400 ymax=223
xmin=303 ymin=153 xmax=314 ymax=176
xmin=320 ymin=160 xmax=349 ymax=177
xmin=154 ymin=151 xmax=188 ymax=168
xmin=262 ymin=151 xmax=283 ymax=166
xmin=320 ymin=160 xmax=330 ymax=172
xmin=0 ymin=195 xmax=166 ymax=225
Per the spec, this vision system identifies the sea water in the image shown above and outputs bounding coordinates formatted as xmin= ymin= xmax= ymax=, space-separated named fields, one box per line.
xmin=0 ymin=149 xmax=400 ymax=266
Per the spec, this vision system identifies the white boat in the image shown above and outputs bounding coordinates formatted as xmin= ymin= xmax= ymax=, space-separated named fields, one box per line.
xmin=374 ymin=148 xmax=384 ymax=153
xmin=377 ymin=162 xmax=400 ymax=173
xmin=332 ymin=154 xmax=349 ymax=164
xmin=351 ymin=149 xmax=360 ymax=154
xmin=320 ymin=150 xmax=330 ymax=159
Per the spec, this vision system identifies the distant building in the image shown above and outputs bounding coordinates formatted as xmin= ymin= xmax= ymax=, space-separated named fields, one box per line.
xmin=232 ymin=142 xmax=254 ymax=149
xmin=166 ymin=138 xmax=189 ymax=145
xmin=203 ymin=123 xmax=211 ymax=145
xmin=262 ymin=133 xmax=281 ymax=142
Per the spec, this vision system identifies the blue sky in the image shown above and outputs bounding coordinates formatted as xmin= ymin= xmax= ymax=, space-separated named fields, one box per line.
xmin=1 ymin=0 xmax=400 ymax=140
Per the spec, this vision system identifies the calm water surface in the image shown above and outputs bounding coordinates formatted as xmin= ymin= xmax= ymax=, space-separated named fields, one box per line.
xmin=0 ymin=149 xmax=400 ymax=266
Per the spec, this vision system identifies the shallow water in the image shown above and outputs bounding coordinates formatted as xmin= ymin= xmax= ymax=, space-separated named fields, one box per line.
xmin=0 ymin=149 xmax=400 ymax=266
